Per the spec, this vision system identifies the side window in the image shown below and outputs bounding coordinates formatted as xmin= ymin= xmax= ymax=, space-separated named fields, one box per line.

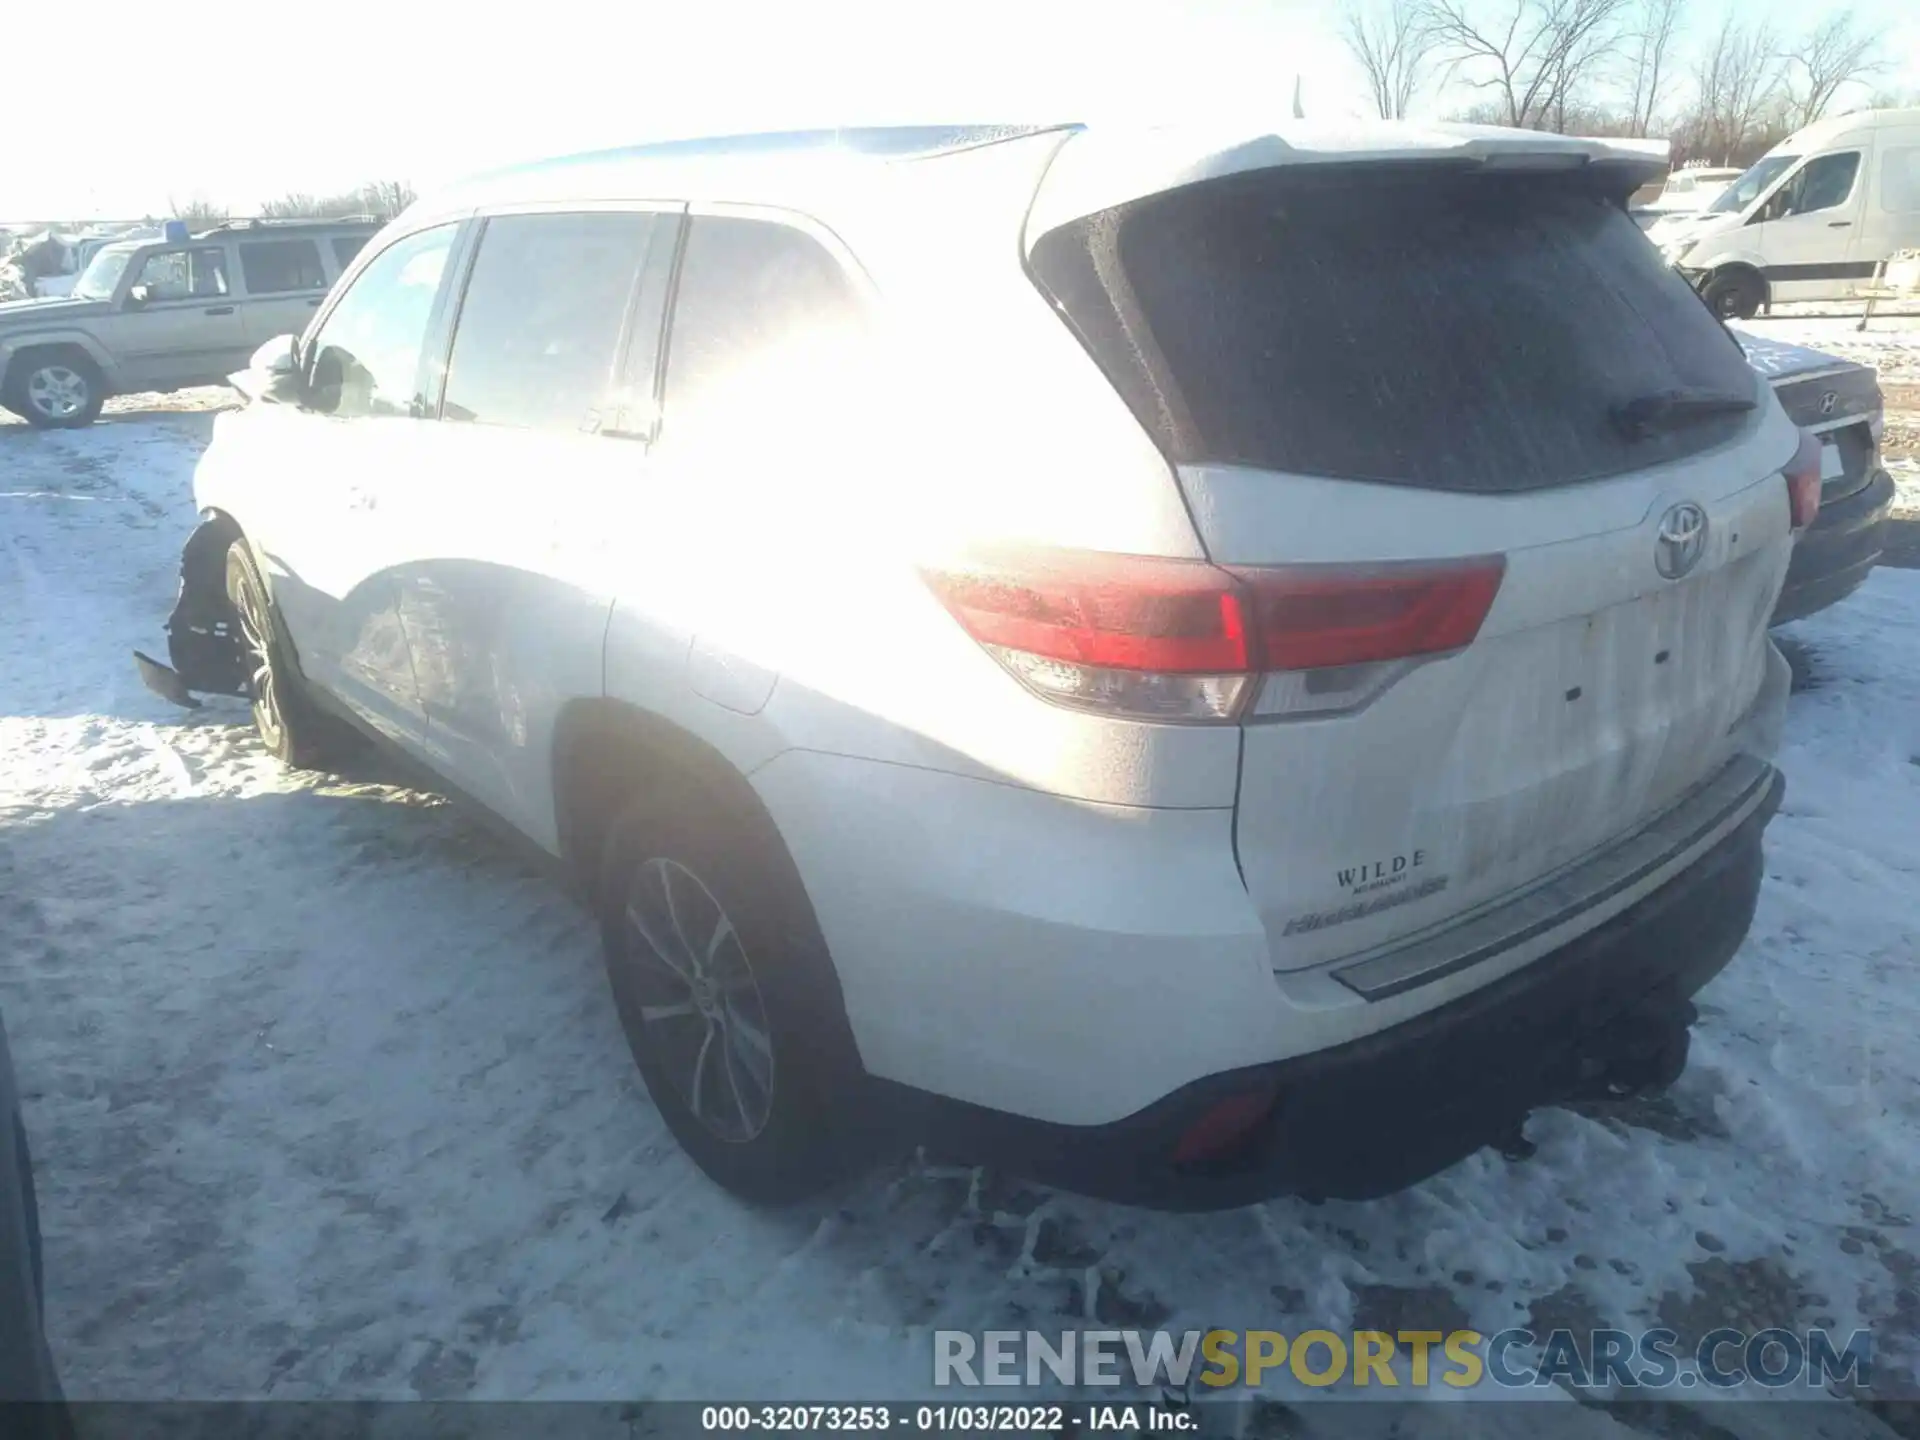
xmin=660 ymin=216 xmax=869 ymax=450
xmin=305 ymin=225 xmax=457 ymax=419
xmin=132 ymin=246 xmax=229 ymax=302
xmin=441 ymin=211 xmax=659 ymax=433
xmin=1773 ymin=152 xmax=1861 ymax=219
xmin=1883 ymin=146 xmax=1920 ymax=214
xmin=332 ymin=235 xmax=369 ymax=269
xmin=238 ymin=239 xmax=327 ymax=294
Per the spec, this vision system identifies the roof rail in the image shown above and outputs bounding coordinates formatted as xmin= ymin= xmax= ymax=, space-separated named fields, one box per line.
xmin=192 ymin=214 xmax=383 ymax=237
xmin=467 ymin=123 xmax=1078 ymax=187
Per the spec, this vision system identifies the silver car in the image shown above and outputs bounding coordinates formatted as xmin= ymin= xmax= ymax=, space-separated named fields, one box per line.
xmin=0 ymin=219 xmax=375 ymax=428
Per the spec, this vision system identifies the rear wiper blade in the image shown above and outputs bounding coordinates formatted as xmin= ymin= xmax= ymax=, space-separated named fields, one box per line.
xmin=1610 ymin=389 xmax=1757 ymax=441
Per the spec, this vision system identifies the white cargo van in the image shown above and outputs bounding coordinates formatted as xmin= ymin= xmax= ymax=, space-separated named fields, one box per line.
xmin=1660 ymin=108 xmax=1920 ymax=318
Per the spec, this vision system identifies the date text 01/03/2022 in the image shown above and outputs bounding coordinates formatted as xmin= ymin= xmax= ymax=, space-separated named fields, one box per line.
xmin=699 ymin=1405 xmax=1194 ymax=1432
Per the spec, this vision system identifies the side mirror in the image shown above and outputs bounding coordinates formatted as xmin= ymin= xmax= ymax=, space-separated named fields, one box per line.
xmin=125 ymin=285 xmax=151 ymax=310
xmin=250 ymin=333 xmax=298 ymax=377
xmin=244 ymin=334 xmax=305 ymax=407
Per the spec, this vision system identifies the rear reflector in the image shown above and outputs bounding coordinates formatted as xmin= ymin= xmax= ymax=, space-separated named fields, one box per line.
xmin=922 ymin=548 xmax=1504 ymax=722
xmin=1172 ymin=1085 xmax=1279 ymax=1165
xmin=1784 ymin=428 xmax=1823 ymax=531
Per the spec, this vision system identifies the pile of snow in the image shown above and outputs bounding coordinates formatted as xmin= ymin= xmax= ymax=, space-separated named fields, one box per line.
xmin=1889 ymin=456 xmax=1920 ymax=514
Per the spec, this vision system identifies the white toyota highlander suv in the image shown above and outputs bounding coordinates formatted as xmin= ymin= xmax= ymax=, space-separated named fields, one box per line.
xmin=134 ymin=122 xmax=1819 ymax=1208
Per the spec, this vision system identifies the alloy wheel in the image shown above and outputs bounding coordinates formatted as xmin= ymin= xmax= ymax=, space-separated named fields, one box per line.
xmin=621 ymin=857 xmax=774 ymax=1143
xmin=26 ymin=365 xmax=90 ymax=422
xmin=232 ymin=563 xmax=284 ymax=750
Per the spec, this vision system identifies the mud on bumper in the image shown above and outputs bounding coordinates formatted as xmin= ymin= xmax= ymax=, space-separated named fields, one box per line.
xmin=890 ymin=768 xmax=1784 ymax=1210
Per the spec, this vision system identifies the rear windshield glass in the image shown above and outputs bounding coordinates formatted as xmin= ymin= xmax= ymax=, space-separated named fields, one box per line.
xmin=1029 ymin=166 xmax=1758 ymax=492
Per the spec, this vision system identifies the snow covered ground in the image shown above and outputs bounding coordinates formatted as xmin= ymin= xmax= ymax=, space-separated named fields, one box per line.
xmin=2 ymin=404 xmax=1919 ymax=1433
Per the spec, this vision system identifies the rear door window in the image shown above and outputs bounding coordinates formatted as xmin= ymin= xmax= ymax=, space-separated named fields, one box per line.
xmin=239 ymin=238 xmax=328 ymax=294
xmin=1028 ymin=167 xmax=1759 ymax=492
xmin=1881 ymin=146 xmax=1920 ymax=213
xmin=440 ymin=210 xmax=660 ymax=433
xmin=333 ymin=234 xmax=370 ymax=270
xmin=660 ymin=216 xmax=869 ymax=450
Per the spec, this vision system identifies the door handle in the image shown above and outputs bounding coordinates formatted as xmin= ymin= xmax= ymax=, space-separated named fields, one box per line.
xmin=1828 ymin=221 xmax=1852 ymax=228
xmin=306 ymin=298 xmax=323 ymax=307
xmin=203 ymin=305 xmax=235 ymax=315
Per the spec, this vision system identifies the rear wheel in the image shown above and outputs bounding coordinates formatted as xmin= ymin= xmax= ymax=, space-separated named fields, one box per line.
xmin=1701 ymin=268 xmax=1763 ymax=321
xmin=223 ymin=541 xmax=356 ymax=769
xmin=4 ymin=350 xmax=105 ymax=429
xmin=597 ymin=778 xmax=869 ymax=1203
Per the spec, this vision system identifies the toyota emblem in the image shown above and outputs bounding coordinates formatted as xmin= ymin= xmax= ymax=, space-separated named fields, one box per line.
xmin=1819 ymin=390 xmax=1839 ymax=416
xmin=1656 ymin=501 xmax=1709 ymax=580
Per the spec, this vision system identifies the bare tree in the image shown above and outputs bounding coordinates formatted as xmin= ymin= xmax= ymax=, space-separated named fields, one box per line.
xmin=1783 ymin=15 xmax=1886 ymax=129
xmin=1341 ymin=0 xmax=1436 ymax=120
xmin=259 ymin=193 xmax=325 ymax=219
xmin=168 ymin=194 xmax=229 ymax=227
xmin=1623 ymin=0 xmax=1686 ymax=136
xmin=1681 ymin=13 xmax=1786 ymax=165
xmin=1420 ymin=0 xmax=1633 ymax=130
xmin=358 ymin=179 xmax=417 ymax=219
xmin=256 ymin=181 xmax=417 ymax=222
xmin=1865 ymin=85 xmax=1920 ymax=111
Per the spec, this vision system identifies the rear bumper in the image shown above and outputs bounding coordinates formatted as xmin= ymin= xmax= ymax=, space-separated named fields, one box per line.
xmin=1772 ymin=467 xmax=1895 ymax=625
xmin=890 ymin=768 xmax=1783 ymax=1209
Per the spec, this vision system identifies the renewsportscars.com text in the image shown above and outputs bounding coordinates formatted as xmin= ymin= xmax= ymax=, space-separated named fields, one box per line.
xmin=933 ymin=1327 xmax=1873 ymax=1391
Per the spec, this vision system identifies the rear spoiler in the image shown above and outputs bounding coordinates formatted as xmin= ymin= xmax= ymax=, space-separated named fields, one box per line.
xmin=1024 ymin=123 xmax=1670 ymax=248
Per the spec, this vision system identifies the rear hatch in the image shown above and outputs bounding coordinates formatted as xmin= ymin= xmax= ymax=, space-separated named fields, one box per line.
xmin=1027 ymin=134 xmax=1798 ymax=970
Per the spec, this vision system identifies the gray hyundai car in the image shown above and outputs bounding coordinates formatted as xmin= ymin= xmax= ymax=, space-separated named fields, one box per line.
xmin=1739 ymin=330 xmax=1897 ymax=624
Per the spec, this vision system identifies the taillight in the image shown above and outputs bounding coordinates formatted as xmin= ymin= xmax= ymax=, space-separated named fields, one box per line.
xmin=921 ymin=548 xmax=1505 ymax=723
xmin=1230 ymin=559 xmax=1509 ymax=672
xmin=920 ymin=549 xmax=1254 ymax=722
xmin=1784 ymin=428 xmax=1823 ymax=531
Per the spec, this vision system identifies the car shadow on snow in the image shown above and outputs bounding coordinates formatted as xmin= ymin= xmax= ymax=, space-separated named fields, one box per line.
xmin=1772 ymin=633 xmax=1826 ymax=694
xmin=1881 ymin=514 xmax=1920 ymax=572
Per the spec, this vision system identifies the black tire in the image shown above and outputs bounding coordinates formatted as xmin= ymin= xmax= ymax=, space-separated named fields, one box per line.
xmin=2 ymin=350 xmax=105 ymax=429
xmin=597 ymin=777 xmax=869 ymax=1203
xmin=1701 ymin=269 xmax=1763 ymax=321
xmin=223 ymin=541 xmax=355 ymax=769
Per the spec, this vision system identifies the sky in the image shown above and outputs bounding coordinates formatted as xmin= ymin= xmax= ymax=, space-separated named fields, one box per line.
xmin=11 ymin=0 xmax=1919 ymax=222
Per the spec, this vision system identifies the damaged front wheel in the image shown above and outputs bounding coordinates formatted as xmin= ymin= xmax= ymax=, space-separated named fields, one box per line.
xmin=223 ymin=542 xmax=354 ymax=770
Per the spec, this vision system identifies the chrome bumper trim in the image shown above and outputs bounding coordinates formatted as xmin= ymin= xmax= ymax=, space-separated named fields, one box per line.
xmin=1332 ymin=754 xmax=1779 ymax=1002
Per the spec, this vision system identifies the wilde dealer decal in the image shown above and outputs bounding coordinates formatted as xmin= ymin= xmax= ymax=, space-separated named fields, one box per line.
xmin=1280 ymin=850 xmax=1449 ymax=938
